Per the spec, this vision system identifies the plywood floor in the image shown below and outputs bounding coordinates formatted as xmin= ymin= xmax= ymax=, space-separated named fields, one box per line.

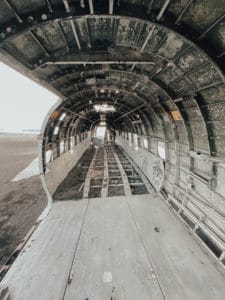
xmin=1 ymin=194 xmax=225 ymax=300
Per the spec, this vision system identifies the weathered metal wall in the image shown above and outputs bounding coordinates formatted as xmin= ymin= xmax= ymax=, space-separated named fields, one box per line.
xmin=115 ymin=130 xmax=225 ymax=265
xmin=0 ymin=0 xmax=225 ymax=266
xmin=45 ymin=136 xmax=91 ymax=194
xmin=115 ymin=135 xmax=164 ymax=191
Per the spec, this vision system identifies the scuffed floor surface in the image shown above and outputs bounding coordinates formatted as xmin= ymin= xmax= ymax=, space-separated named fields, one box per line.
xmin=1 ymin=194 xmax=225 ymax=300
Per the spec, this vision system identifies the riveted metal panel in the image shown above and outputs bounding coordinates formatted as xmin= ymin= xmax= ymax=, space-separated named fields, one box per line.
xmin=187 ymin=64 xmax=221 ymax=88
xmin=74 ymin=18 xmax=91 ymax=49
xmin=216 ymin=164 xmax=225 ymax=197
xmin=176 ymin=48 xmax=207 ymax=73
xmin=87 ymin=17 xmax=114 ymax=48
xmin=213 ymin=138 xmax=225 ymax=156
xmin=210 ymin=122 xmax=225 ymax=136
xmin=209 ymin=20 xmax=225 ymax=52
xmin=179 ymin=0 xmax=224 ymax=31
xmin=116 ymin=18 xmax=142 ymax=47
xmin=0 ymin=2 xmax=15 ymax=24
xmin=144 ymin=27 xmax=167 ymax=54
xmin=33 ymin=23 xmax=67 ymax=53
xmin=11 ymin=0 xmax=45 ymax=14
xmin=170 ymin=77 xmax=193 ymax=95
xmin=158 ymin=32 xmax=185 ymax=60
xmin=203 ymin=103 xmax=225 ymax=120
xmin=5 ymin=32 xmax=43 ymax=63
xmin=157 ymin=66 xmax=184 ymax=85
xmin=200 ymin=84 xmax=225 ymax=103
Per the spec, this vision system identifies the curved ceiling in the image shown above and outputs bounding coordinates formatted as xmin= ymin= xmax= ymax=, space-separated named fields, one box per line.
xmin=2 ymin=0 xmax=225 ymax=267
xmin=0 ymin=0 xmax=225 ymax=159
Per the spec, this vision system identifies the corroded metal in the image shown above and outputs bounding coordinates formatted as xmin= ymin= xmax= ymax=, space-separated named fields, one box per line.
xmin=0 ymin=0 xmax=225 ymax=271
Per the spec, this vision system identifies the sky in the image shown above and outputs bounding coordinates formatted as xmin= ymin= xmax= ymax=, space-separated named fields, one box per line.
xmin=0 ymin=62 xmax=58 ymax=132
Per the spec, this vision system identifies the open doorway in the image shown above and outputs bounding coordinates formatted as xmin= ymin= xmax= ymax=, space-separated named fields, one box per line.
xmin=96 ymin=125 xmax=106 ymax=140
xmin=94 ymin=123 xmax=106 ymax=145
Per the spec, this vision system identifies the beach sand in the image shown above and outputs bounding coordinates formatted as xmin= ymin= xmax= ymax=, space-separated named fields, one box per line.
xmin=0 ymin=134 xmax=46 ymax=265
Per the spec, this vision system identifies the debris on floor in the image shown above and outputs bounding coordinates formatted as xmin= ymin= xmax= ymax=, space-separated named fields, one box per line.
xmin=54 ymin=145 xmax=150 ymax=201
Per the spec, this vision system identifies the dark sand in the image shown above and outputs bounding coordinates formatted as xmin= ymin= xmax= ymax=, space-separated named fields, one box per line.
xmin=0 ymin=134 xmax=46 ymax=265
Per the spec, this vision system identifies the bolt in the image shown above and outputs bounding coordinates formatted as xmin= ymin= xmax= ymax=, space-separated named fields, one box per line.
xmin=41 ymin=14 xmax=48 ymax=21
xmin=28 ymin=16 xmax=34 ymax=22
xmin=154 ymin=226 xmax=160 ymax=232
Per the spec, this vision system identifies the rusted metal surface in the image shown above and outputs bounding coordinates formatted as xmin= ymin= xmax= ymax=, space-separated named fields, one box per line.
xmin=0 ymin=0 xmax=225 ymax=276
xmin=54 ymin=144 xmax=150 ymax=200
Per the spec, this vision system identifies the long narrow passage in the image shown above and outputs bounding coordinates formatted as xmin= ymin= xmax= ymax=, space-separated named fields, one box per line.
xmin=2 ymin=143 xmax=225 ymax=299
xmin=54 ymin=145 xmax=149 ymax=200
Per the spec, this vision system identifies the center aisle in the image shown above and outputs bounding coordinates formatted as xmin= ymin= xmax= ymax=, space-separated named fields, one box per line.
xmin=1 ymin=195 xmax=225 ymax=299
xmin=64 ymin=196 xmax=164 ymax=299
xmin=64 ymin=194 xmax=225 ymax=300
xmin=54 ymin=144 xmax=149 ymax=200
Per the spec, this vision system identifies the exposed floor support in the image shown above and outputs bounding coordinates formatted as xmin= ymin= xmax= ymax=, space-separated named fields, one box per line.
xmin=113 ymin=148 xmax=132 ymax=196
xmin=54 ymin=144 xmax=149 ymax=200
xmin=83 ymin=147 xmax=97 ymax=198
xmin=119 ymin=147 xmax=154 ymax=195
xmin=101 ymin=147 xmax=109 ymax=198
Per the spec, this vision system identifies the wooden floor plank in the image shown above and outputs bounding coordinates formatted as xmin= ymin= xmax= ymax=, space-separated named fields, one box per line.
xmin=64 ymin=196 xmax=164 ymax=300
xmin=128 ymin=194 xmax=225 ymax=300
xmin=0 ymin=200 xmax=88 ymax=300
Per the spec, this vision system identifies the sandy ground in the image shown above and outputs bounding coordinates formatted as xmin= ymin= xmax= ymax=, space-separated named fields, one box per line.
xmin=0 ymin=134 xmax=46 ymax=265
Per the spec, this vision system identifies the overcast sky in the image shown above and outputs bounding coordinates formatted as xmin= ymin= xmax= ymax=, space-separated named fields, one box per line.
xmin=0 ymin=62 xmax=58 ymax=132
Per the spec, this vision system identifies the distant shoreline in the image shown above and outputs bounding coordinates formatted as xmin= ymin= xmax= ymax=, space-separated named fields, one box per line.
xmin=0 ymin=132 xmax=38 ymax=138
